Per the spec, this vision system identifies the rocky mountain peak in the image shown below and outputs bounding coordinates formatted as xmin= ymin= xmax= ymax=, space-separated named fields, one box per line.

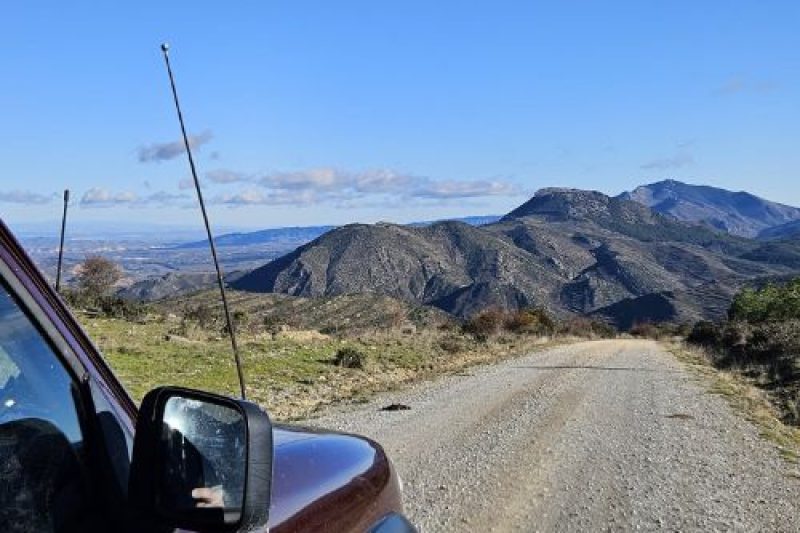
xmin=503 ymin=188 xmax=654 ymax=225
xmin=619 ymin=180 xmax=800 ymax=237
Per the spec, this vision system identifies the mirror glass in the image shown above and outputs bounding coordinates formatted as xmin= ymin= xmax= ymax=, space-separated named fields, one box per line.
xmin=158 ymin=395 xmax=247 ymax=525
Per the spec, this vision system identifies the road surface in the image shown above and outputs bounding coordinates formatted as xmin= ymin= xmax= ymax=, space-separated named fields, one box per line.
xmin=309 ymin=339 xmax=800 ymax=532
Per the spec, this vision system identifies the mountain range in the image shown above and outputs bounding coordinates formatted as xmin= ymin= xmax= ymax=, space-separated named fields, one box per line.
xmin=231 ymin=183 xmax=800 ymax=327
xmin=619 ymin=179 xmax=800 ymax=238
xmin=175 ymin=216 xmax=500 ymax=249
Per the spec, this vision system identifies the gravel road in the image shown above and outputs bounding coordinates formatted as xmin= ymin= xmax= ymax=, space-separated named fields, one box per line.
xmin=308 ymin=340 xmax=800 ymax=532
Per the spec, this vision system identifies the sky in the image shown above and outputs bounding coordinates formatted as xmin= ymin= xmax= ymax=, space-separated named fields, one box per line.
xmin=1 ymin=1 xmax=799 ymax=232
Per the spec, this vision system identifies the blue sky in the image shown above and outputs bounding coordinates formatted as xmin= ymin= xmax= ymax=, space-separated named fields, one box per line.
xmin=1 ymin=1 xmax=799 ymax=231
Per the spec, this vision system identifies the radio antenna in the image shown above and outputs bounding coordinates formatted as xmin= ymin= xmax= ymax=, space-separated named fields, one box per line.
xmin=160 ymin=43 xmax=247 ymax=400
xmin=55 ymin=189 xmax=69 ymax=292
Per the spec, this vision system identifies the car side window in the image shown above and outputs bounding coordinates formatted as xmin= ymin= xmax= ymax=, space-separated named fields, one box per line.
xmin=0 ymin=284 xmax=98 ymax=532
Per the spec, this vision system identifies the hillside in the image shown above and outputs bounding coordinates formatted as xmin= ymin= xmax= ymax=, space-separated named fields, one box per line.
xmin=175 ymin=225 xmax=335 ymax=249
xmin=758 ymin=220 xmax=800 ymax=241
xmin=118 ymin=271 xmax=246 ymax=301
xmin=166 ymin=289 xmax=452 ymax=333
xmin=232 ymin=220 xmax=564 ymax=318
xmin=233 ymin=188 xmax=798 ymax=323
xmin=620 ymin=179 xmax=800 ymax=238
xmin=175 ymin=216 xmax=501 ymax=250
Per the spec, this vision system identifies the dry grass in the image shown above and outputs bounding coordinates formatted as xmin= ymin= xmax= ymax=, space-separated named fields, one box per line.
xmin=670 ymin=342 xmax=800 ymax=464
xmin=80 ymin=313 xmax=565 ymax=421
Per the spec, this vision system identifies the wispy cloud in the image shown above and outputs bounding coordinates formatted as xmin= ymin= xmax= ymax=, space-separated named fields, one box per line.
xmin=212 ymin=188 xmax=320 ymax=207
xmin=80 ymin=188 xmax=139 ymax=207
xmin=258 ymin=168 xmax=422 ymax=194
xmin=714 ymin=76 xmax=779 ymax=96
xmin=145 ymin=191 xmax=191 ymax=205
xmin=0 ymin=190 xmax=56 ymax=205
xmin=138 ymin=130 xmax=213 ymax=163
xmin=178 ymin=179 xmax=195 ymax=190
xmin=410 ymin=180 xmax=522 ymax=199
xmin=82 ymin=168 xmax=525 ymax=210
xmin=640 ymin=152 xmax=694 ymax=171
xmin=80 ymin=188 xmax=190 ymax=208
xmin=206 ymin=169 xmax=249 ymax=184
xmin=205 ymin=167 xmax=524 ymax=208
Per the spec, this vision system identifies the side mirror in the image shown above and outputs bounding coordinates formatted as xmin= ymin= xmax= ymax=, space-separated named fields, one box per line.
xmin=128 ymin=387 xmax=272 ymax=533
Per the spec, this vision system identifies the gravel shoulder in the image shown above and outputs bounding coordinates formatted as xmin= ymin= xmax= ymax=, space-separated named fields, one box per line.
xmin=308 ymin=339 xmax=800 ymax=532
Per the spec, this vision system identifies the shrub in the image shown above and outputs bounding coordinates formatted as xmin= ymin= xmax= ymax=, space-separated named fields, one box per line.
xmin=557 ymin=317 xmax=592 ymax=337
xmin=629 ymin=321 xmax=660 ymax=339
xmin=96 ymin=296 xmax=147 ymax=321
xmin=62 ymin=288 xmax=147 ymax=320
xmin=462 ymin=307 xmax=507 ymax=338
xmin=729 ymin=278 xmax=800 ymax=323
xmin=505 ymin=307 xmax=555 ymax=335
xmin=75 ymin=256 xmax=123 ymax=302
xmin=591 ymin=320 xmax=617 ymax=338
xmin=184 ymin=304 xmax=216 ymax=328
xmin=687 ymin=320 xmax=721 ymax=347
xmin=333 ymin=347 xmax=367 ymax=369
xmin=438 ymin=336 xmax=464 ymax=353
xmin=557 ymin=317 xmax=616 ymax=338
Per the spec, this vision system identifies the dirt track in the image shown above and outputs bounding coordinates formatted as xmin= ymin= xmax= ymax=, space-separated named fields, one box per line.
xmin=309 ymin=340 xmax=800 ymax=531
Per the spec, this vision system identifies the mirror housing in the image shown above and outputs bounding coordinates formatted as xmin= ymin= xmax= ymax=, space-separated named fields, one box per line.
xmin=128 ymin=387 xmax=272 ymax=533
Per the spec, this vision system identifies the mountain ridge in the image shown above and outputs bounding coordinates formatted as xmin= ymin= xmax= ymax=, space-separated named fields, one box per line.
xmin=231 ymin=187 xmax=797 ymax=324
xmin=619 ymin=179 xmax=800 ymax=238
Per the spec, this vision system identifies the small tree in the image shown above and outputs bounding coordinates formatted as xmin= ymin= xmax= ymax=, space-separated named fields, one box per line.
xmin=76 ymin=255 xmax=123 ymax=303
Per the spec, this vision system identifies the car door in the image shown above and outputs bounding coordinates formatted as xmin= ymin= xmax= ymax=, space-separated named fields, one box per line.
xmin=0 ymin=275 xmax=119 ymax=532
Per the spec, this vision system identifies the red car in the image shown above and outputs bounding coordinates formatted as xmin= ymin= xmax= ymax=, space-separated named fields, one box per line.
xmin=0 ymin=218 xmax=414 ymax=532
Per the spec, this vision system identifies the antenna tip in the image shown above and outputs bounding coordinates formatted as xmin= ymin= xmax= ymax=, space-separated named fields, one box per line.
xmin=160 ymin=42 xmax=170 ymax=52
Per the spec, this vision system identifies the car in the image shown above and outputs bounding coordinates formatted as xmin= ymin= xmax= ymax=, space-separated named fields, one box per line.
xmin=0 ymin=217 xmax=415 ymax=533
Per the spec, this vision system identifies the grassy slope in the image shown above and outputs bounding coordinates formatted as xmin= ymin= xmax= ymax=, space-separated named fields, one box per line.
xmin=81 ymin=314 xmax=560 ymax=420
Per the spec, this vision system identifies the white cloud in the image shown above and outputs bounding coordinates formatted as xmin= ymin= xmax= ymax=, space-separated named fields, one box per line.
xmin=206 ymin=169 xmax=249 ymax=184
xmin=81 ymin=167 xmax=525 ymax=210
xmin=138 ymin=130 xmax=213 ymax=163
xmin=204 ymin=167 xmax=525 ymax=208
xmin=410 ymin=179 xmax=522 ymax=199
xmin=212 ymin=188 xmax=320 ymax=207
xmin=80 ymin=188 xmax=189 ymax=208
xmin=0 ymin=190 xmax=56 ymax=205
xmin=80 ymin=188 xmax=138 ymax=207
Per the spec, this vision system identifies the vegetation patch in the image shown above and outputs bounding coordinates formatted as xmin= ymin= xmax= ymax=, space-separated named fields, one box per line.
xmin=332 ymin=347 xmax=367 ymax=369
xmin=685 ymin=279 xmax=800 ymax=426
xmin=78 ymin=309 xmax=574 ymax=420
xmin=670 ymin=343 xmax=800 ymax=465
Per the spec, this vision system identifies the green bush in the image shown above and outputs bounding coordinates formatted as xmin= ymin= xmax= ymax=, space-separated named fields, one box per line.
xmin=62 ymin=289 xmax=147 ymax=321
xmin=729 ymin=278 xmax=800 ymax=323
xmin=184 ymin=304 xmax=216 ymax=328
xmin=333 ymin=347 xmax=367 ymax=369
xmin=686 ymin=280 xmax=800 ymax=426
xmin=96 ymin=296 xmax=148 ymax=321
xmin=687 ymin=320 xmax=721 ymax=347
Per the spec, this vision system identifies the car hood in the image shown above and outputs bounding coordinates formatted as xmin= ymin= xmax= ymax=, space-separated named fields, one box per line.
xmin=267 ymin=423 xmax=402 ymax=533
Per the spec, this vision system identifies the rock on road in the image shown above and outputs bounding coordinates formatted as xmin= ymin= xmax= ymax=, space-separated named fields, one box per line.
xmin=309 ymin=340 xmax=800 ymax=532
